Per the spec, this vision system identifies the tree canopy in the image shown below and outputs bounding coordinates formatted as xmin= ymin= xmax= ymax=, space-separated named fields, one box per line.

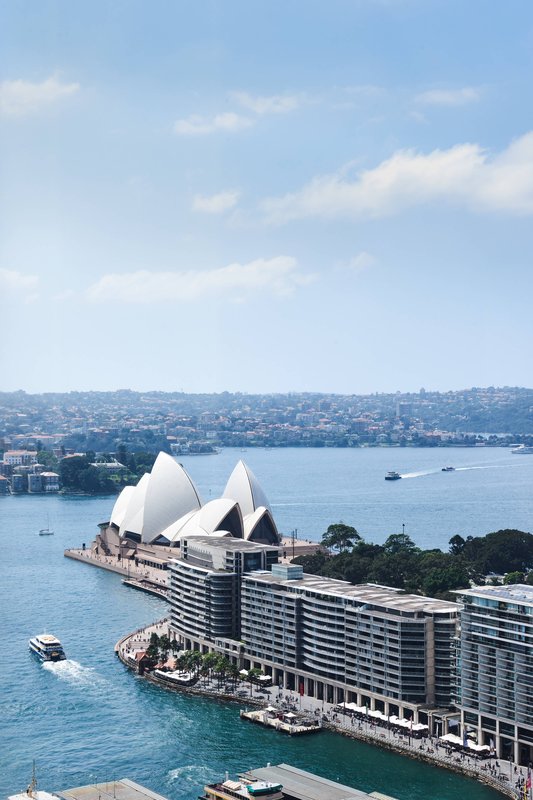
xmin=293 ymin=527 xmax=533 ymax=600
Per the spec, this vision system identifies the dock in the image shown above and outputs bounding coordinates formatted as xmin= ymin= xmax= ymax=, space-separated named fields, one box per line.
xmin=9 ymin=778 xmax=169 ymax=800
xmin=240 ymin=707 xmax=322 ymax=735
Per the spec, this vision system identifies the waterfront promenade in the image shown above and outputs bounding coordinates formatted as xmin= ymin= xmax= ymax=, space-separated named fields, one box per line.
xmin=64 ymin=547 xmax=169 ymax=593
xmin=115 ymin=619 xmax=521 ymax=800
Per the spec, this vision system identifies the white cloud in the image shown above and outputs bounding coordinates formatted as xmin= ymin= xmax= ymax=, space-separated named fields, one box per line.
xmin=192 ymin=190 xmax=240 ymax=214
xmin=174 ymin=112 xmax=252 ymax=135
xmin=0 ymin=268 xmax=39 ymax=290
xmin=262 ymin=132 xmax=533 ymax=223
xmin=415 ymin=87 xmax=481 ymax=107
xmin=87 ymin=257 xmax=315 ymax=303
xmin=342 ymin=252 xmax=377 ymax=273
xmin=230 ymin=91 xmax=306 ymax=115
xmin=0 ymin=76 xmax=80 ymax=117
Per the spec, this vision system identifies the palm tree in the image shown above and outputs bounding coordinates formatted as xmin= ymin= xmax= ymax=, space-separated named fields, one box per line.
xmin=247 ymin=667 xmax=262 ymax=695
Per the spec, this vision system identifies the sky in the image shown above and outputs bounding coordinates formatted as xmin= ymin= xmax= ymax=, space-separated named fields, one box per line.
xmin=1 ymin=0 xmax=533 ymax=394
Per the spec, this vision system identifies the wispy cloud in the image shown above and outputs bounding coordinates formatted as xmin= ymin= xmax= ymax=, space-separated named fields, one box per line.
xmin=262 ymin=132 xmax=533 ymax=223
xmin=415 ymin=87 xmax=481 ymax=107
xmin=87 ymin=257 xmax=315 ymax=303
xmin=174 ymin=112 xmax=252 ymax=135
xmin=0 ymin=268 xmax=39 ymax=290
xmin=0 ymin=268 xmax=39 ymax=303
xmin=0 ymin=76 xmax=80 ymax=117
xmin=342 ymin=252 xmax=377 ymax=273
xmin=230 ymin=91 xmax=307 ymax=115
xmin=192 ymin=190 xmax=240 ymax=214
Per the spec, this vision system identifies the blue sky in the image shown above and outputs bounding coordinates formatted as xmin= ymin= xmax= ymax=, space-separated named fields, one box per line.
xmin=1 ymin=0 xmax=533 ymax=393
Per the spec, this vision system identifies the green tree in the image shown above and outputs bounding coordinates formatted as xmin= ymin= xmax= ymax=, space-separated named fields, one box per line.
xmin=503 ymin=571 xmax=525 ymax=585
xmin=321 ymin=523 xmax=361 ymax=552
xmin=247 ymin=667 xmax=262 ymax=695
xmin=449 ymin=535 xmax=466 ymax=556
xmin=383 ymin=533 xmax=418 ymax=555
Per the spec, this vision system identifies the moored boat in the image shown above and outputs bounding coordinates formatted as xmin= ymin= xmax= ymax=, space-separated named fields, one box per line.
xmin=246 ymin=782 xmax=284 ymax=797
xmin=29 ymin=633 xmax=66 ymax=662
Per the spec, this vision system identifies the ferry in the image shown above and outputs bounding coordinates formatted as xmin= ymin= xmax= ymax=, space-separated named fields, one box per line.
xmin=202 ymin=778 xmax=283 ymax=800
xmin=29 ymin=633 xmax=66 ymax=662
xmin=384 ymin=471 xmax=401 ymax=481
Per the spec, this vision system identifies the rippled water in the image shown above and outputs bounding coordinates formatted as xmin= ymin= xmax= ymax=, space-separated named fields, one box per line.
xmin=2 ymin=446 xmax=528 ymax=798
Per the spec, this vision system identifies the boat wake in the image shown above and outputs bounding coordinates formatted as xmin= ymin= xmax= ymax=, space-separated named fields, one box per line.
xmin=42 ymin=659 xmax=102 ymax=686
xmin=400 ymin=471 xmax=437 ymax=479
xmin=167 ymin=764 xmax=212 ymax=785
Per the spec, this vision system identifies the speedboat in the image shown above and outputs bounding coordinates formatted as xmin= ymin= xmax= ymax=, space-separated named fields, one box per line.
xmin=441 ymin=466 xmax=455 ymax=472
xmin=29 ymin=634 xmax=66 ymax=662
xmin=385 ymin=471 xmax=401 ymax=481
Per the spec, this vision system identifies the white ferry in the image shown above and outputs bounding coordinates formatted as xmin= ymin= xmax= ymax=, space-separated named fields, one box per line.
xmin=29 ymin=633 xmax=66 ymax=662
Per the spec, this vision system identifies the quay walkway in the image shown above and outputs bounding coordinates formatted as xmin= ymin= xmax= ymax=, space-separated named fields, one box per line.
xmin=64 ymin=548 xmax=169 ymax=598
xmin=115 ymin=619 xmax=522 ymax=800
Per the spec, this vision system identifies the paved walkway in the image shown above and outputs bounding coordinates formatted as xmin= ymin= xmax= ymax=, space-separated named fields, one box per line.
xmin=65 ymin=548 xmax=169 ymax=588
xmin=116 ymin=619 xmax=521 ymax=799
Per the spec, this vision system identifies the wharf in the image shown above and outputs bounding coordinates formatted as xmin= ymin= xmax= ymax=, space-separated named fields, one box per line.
xmin=240 ymin=707 xmax=322 ymax=735
xmin=9 ymin=779 xmax=169 ymax=800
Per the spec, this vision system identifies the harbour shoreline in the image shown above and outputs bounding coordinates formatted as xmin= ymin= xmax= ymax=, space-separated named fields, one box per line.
xmin=115 ymin=619 xmax=518 ymax=800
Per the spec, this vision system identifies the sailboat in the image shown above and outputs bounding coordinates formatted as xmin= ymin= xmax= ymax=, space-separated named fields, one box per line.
xmin=38 ymin=514 xmax=54 ymax=536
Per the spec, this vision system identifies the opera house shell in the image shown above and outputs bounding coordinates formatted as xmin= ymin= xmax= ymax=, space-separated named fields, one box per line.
xmin=104 ymin=452 xmax=280 ymax=549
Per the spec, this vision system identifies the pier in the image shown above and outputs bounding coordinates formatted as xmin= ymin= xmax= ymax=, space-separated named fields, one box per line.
xmin=240 ymin=707 xmax=322 ymax=735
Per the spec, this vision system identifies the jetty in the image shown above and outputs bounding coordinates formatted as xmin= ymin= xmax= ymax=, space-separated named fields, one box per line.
xmin=240 ymin=706 xmax=322 ymax=735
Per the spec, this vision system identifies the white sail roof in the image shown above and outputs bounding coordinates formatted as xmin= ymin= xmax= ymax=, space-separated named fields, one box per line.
xmin=141 ymin=452 xmax=202 ymax=543
xmin=110 ymin=485 xmax=135 ymax=528
xmin=170 ymin=498 xmax=244 ymax=540
xmin=243 ymin=505 xmax=280 ymax=544
xmin=119 ymin=472 xmax=150 ymax=537
xmin=223 ymin=460 xmax=272 ymax=517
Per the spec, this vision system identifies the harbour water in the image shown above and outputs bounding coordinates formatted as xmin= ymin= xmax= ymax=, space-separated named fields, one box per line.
xmin=2 ymin=446 xmax=531 ymax=799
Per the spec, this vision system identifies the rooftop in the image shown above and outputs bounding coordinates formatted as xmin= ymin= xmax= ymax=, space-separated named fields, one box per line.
xmin=244 ymin=575 xmax=459 ymax=615
xmin=241 ymin=764 xmax=398 ymax=800
xmin=179 ymin=535 xmax=279 ymax=554
xmin=456 ymin=583 xmax=533 ymax=604
xmin=55 ymin=778 xmax=169 ymax=800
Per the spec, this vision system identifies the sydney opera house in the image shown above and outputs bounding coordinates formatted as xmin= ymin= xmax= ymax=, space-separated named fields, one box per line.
xmin=95 ymin=453 xmax=280 ymax=565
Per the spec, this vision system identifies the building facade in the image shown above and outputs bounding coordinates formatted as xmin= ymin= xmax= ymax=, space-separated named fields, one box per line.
xmin=169 ymin=537 xmax=279 ymax=654
xmin=240 ymin=566 xmax=457 ymax=718
xmin=169 ymin=551 xmax=458 ymax=724
xmin=456 ymin=585 xmax=533 ymax=765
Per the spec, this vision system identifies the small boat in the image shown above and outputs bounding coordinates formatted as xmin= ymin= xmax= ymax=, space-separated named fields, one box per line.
xmin=38 ymin=515 xmax=54 ymax=535
xmin=246 ymin=782 xmax=284 ymax=797
xmin=29 ymin=633 xmax=66 ymax=662
xmin=385 ymin=471 xmax=401 ymax=481
xmin=441 ymin=466 xmax=455 ymax=472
